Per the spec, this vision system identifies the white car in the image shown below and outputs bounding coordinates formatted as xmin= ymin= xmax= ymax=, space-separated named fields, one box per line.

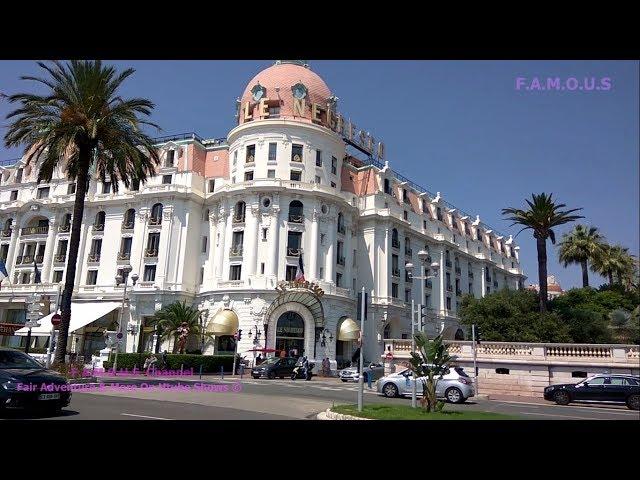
xmin=339 ymin=363 xmax=385 ymax=382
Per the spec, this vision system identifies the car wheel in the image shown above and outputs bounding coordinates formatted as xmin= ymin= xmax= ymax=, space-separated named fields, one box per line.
xmin=252 ymin=375 xmax=260 ymax=380
xmin=267 ymin=371 xmax=275 ymax=379
xmin=553 ymin=390 xmax=571 ymax=406
xmin=382 ymin=382 xmax=399 ymax=398
xmin=626 ymin=394 xmax=640 ymax=411
xmin=279 ymin=376 xmax=284 ymax=379
xmin=341 ymin=379 xmax=348 ymax=382
xmin=445 ymin=387 xmax=465 ymax=404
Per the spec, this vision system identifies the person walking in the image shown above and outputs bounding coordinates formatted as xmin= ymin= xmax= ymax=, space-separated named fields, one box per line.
xmin=279 ymin=348 xmax=286 ymax=359
xmin=162 ymin=350 xmax=168 ymax=369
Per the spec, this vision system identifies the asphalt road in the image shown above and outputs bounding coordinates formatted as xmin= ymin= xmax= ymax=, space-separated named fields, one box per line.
xmin=2 ymin=376 xmax=639 ymax=420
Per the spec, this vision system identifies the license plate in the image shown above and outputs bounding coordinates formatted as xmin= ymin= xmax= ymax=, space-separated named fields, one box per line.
xmin=38 ymin=393 xmax=61 ymax=401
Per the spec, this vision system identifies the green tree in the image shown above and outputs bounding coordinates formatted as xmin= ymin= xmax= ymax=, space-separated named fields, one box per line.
xmin=558 ymin=225 xmax=606 ymax=288
xmin=503 ymin=193 xmax=583 ymax=312
xmin=591 ymin=244 xmax=636 ymax=287
xmin=407 ymin=333 xmax=455 ymax=413
xmin=3 ymin=61 xmax=160 ymax=364
xmin=151 ymin=302 xmax=211 ymax=353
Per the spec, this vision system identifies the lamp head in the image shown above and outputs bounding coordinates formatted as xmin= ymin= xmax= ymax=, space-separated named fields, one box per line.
xmin=417 ymin=249 xmax=429 ymax=262
xmin=122 ymin=264 xmax=133 ymax=275
xmin=131 ymin=273 xmax=139 ymax=285
xmin=115 ymin=274 xmax=123 ymax=285
xmin=405 ymin=262 xmax=414 ymax=272
xmin=430 ymin=262 xmax=440 ymax=272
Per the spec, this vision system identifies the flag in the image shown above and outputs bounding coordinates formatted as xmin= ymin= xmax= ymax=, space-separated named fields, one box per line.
xmin=33 ymin=259 xmax=41 ymax=284
xmin=294 ymin=252 xmax=305 ymax=282
xmin=0 ymin=260 xmax=8 ymax=291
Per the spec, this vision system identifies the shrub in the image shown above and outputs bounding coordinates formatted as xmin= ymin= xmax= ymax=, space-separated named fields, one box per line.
xmin=102 ymin=353 xmax=234 ymax=373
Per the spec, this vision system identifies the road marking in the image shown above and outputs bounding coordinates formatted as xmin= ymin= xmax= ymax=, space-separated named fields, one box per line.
xmin=120 ymin=413 xmax=171 ymax=420
xmin=519 ymin=412 xmax=602 ymax=420
xmin=495 ymin=400 xmax=638 ymax=415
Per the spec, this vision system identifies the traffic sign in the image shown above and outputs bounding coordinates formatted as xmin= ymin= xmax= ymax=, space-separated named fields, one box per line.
xmin=25 ymin=320 xmax=41 ymax=328
xmin=51 ymin=313 xmax=62 ymax=327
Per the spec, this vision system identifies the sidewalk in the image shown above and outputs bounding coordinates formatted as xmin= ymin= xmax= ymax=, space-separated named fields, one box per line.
xmin=486 ymin=394 xmax=547 ymax=404
xmin=89 ymin=373 xmax=346 ymax=384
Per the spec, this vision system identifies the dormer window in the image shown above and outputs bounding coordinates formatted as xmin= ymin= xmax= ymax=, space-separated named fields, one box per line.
xmin=165 ymin=149 xmax=175 ymax=167
xmin=436 ymin=207 xmax=443 ymax=221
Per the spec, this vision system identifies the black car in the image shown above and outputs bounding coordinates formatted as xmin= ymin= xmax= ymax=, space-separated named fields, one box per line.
xmin=251 ymin=357 xmax=297 ymax=379
xmin=544 ymin=374 xmax=640 ymax=410
xmin=0 ymin=348 xmax=72 ymax=414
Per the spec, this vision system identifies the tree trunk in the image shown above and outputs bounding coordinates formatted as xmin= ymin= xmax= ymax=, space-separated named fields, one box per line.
xmin=54 ymin=146 xmax=90 ymax=364
xmin=581 ymin=259 xmax=589 ymax=288
xmin=608 ymin=272 xmax=614 ymax=286
xmin=536 ymin=236 xmax=548 ymax=312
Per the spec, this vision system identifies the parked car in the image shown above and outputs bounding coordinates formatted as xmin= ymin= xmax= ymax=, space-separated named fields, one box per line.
xmin=251 ymin=357 xmax=297 ymax=379
xmin=339 ymin=362 xmax=385 ymax=382
xmin=377 ymin=366 xmax=475 ymax=403
xmin=544 ymin=374 xmax=640 ymax=410
xmin=0 ymin=347 xmax=72 ymax=415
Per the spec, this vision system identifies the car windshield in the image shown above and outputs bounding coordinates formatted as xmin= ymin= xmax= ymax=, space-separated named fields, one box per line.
xmin=0 ymin=350 xmax=44 ymax=369
xmin=261 ymin=357 xmax=279 ymax=365
xmin=454 ymin=367 xmax=469 ymax=377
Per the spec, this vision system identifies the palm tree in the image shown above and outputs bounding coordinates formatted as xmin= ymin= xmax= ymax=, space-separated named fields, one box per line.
xmin=151 ymin=302 xmax=211 ymax=353
xmin=503 ymin=193 xmax=583 ymax=312
xmin=592 ymin=244 xmax=636 ymax=287
xmin=3 ymin=61 xmax=161 ymax=364
xmin=558 ymin=225 xmax=606 ymax=288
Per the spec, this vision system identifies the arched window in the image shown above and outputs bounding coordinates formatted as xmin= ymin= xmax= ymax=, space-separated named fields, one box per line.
xmin=288 ymin=200 xmax=304 ymax=223
xmin=94 ymin=211 xmax=105 ymax=230
xmin=383 ymin=324 xmax=391 ymax=339
xmin=123 ymin=209 xmax=135 ymax=229
xmin=234 ymin=201 xmax=246 ymax=223
xmin=391 ymin=228 xmax=399 ymax=248
xmin=337 ymin=212 xmax=345 ymax=234
xmin=150 ymin=203 xmax=163 ymax=225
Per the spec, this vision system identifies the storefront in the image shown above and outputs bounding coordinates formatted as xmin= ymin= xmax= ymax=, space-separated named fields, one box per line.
xmin=275 ymin=311 xmax=305 ymax=358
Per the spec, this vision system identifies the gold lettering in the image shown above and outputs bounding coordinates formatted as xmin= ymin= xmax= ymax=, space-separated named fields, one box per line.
xmin=293 ymin=97 xmax=306 ymax=117
xmin=259 ymin=99 xmax=269 ymax=118
xmin=243 ymin=102 xmax=252 ymax=121
xmin=312 ymin=103 xmax=323 ymax=122
xmin=326 ymin=108 xmax=336 ymax=130
xmin=377 ymin=142 xmax=385 ymax=160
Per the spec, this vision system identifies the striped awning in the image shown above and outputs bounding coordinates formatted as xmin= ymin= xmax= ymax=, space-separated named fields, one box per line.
xmin=266 ymin=288 xmax=324 ymax=328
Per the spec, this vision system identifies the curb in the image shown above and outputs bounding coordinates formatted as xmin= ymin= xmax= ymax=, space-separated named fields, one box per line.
xmin=317 ymin=408 xmax=373 ymax=421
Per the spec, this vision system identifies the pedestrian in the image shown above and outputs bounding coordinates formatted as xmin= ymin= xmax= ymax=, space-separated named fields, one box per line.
xmin=256 ymin=353 xmax=263 ymax=365
xmin=162 ymin=350 xmax=168 ymax=369
xmin=279 ymin=349 xmax=286 ymax=358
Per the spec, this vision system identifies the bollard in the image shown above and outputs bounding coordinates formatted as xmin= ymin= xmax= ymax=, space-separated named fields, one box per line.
xmin=180 ymin=364 xmax=184 ymax=375
xmin=240 ymin=364 xmax=244 ymax=379
xmin=220 ymin=365 xmax=224 ymax=380
xmin=199 ymin=364 xmax=203 ymax=380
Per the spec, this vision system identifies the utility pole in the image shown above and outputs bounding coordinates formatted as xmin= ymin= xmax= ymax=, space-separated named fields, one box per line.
xmin=411 ymin=298 xmax=416 ymax=408
xmin=357 ymin=286 xmax=365 ymax=412
xmin=472 ymin=323 xmax=478 ymax=392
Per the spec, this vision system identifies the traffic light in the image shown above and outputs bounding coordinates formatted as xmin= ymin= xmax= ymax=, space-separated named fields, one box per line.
xmin=419 ymin=304 xmax=427 ymax=330
xmin=237 ymin=329 xmax=242 ymax=341
xmin=475 ymin=324 xmax=482 ymax=344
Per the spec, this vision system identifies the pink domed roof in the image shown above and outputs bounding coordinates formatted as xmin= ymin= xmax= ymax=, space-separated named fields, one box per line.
xmin=239 ymin=62 xmax=332 ymax=125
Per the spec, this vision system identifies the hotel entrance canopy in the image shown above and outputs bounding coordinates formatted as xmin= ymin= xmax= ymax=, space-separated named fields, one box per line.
xmin=15 ymin=302 xmax=121 ymax=337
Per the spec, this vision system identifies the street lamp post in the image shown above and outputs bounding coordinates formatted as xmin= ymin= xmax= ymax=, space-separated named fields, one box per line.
xmin=200 ymin=309 xmax=209 ymax=353
xmin=113 ymin=265 xmax=138 ymax=375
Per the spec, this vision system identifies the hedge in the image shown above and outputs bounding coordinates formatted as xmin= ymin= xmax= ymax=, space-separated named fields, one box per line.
xmin=102 ymin=353 xmax=235 ymax=373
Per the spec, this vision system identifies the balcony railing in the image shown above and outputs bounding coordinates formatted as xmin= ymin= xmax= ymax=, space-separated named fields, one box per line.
xmin=58 ymin=224 xmax=70 ymax=233
xmin=144 ymin=249 xmax=158 ymax=258
xmin=53 ymin=254 xmax=66 ymax=263
xmin=117 ymin=252 xmax=131 ymax=261
xmin=92 ymin=224 xmax=104 ymax=232
xmin=337 ymin=224 xmax=346 ymax=235
xmin=446 ymin=285 xmax=453 ymax=292
xmin=35 ymin=255 xmax=44 ymax=264
xmin=287 ymin=247 xmax=301 ymax=257
xmin=337 ymin=256 xmax=345 ymax=266
xmin=232 ymin=215 xmax=245 ymax=224
xmin=392 ymin=268 xmax=400 ymax=277
xmin=1 ymin=229 xmax=12 ymax=238
xmin=121 ymin=221 xmax=135 ymax=230
xmin=229 ymin=246 xmax=243 ymax=257
xmin=21 ymin=255 xmax=34 ymax=264
xmin=87 ymin=253 xmax=101 ymax=262
xmin=148 ymin=217 xmax=162 ymax=226
xmin=391 ymin=239 xmax=400 ymax=249
xmin=21 ymin=226 xmax=49 ymax=236
xmin=455 ymin=266 xmax=461 ymax=275
xmin=288 ymin=214 xmax=304 ymax=224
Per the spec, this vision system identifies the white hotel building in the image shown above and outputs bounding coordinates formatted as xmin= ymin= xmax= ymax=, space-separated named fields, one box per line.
xmin=0 ymin=61 xmax=525 ymax=367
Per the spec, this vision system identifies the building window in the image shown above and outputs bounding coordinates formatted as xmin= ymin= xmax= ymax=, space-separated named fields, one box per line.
xmin=37 ymin=187 xmax=50 ymax=199
xmin=123 ymin=209 xmax=135 ymax=229
xmin=0 ymin=244 xmax=8 ymax=262
xmin=90 ymin=239 xmax=102 ymax=257
xmin=208 ymin=179 xmax=216 ymax=192
xmin=571 ymin=371 xmax=588 ymax=378
xmin=166 ymin=150 xmax=175 ymax=167
xmin=146 ymin=232 xmax=160 ymax=255
xmin=286 ymin=265 xmax=297 ymax=281
xmin=144 ymin=265 xmax=156 ymax=282
xmin=229 ymin=264 xmax=242 ymax=281
xmin=423 ymin=220 xmax=427 ymax=229
xmin=320 ymin=233 xmax=325 ymax=245
xmin=233 ymin=150 xmax=238 ymax=165
xmin=162 ymin=175 xmax=172 ymax=184
xmin=260 ymin=263 xmax=265 ymax=274
xmin=405 ymin=289 xmax=411 ymax=302
xmin=102 ymin=182 xmax=112 ymax=194
xmin=336 ymin=272 xmax=343 ymax=287
xmin=246 ymin=145 xmax=255 ymax=163
xmin=131 ymin=179 xmax=140 ymax=191
xmin=66 ymin=183 xmax=76 ymax=195
xmin=15 ymin=168 xmax=23 ymax=183
xmin=268 ymin=143 xmax=277 ymax=161
xmin=496 ymin=368 xmax=510 ymax=375
xmin=269 ymin=106 xmax=280 ymax=117
xmin=315 ymin=150 xmax=322 ymax=167
xmin=201 ymin=236 xmax=208 ymax=253
xmin=291 ymin=144 xmax=303 ymax=162
xmin=437 ymin=207 xmax=443 ymax=221
xmin=244 ymin=171 xmax=254 ymax=181
xmin=319 ymin=267 xmax=324 ymax=278
xmin=290 ymin=170 xmax=302 ymax=181
xmin=52 ymin=270 xmax=64 ymax=283
xmin=315 ymin=175 xmax=321 ymax=184
xmin=262 ymin=228 xmax=268 ymax=241
xmin=231 ymin=176 xmax=236 ymax=184
xmin=199 ymin=267 xmax=204 ymax=285
xmin=87 ymin=270 xmax=98 ymax=285
xmin=203 ymin=209 xmax=209 ymax=222
xmin=403 ymin=189 xmax=409 ymax=203
xmin=403 ymin=210 xmax=408 ymax=221
xmin=267 ymin=169 xmax=276 ymax=178
xmin=477 ymin=229 xmax=482 ymax=241
xmin=120 ymin=237 xmax=132 ymax=257
xmin=391 ymin=283 xmax=399 ymax=298
xmin=469 ymin=283 xmax=473 ymax=294
xmin=446 ymin=297 xmax=452 ymax=310
xmin=383 ymin=178 xmax=391 ymax=195
xmin=10 ymin=190 xmax=18 ymax=201
xmin=331 ymin=156 xmax=337 ymax=174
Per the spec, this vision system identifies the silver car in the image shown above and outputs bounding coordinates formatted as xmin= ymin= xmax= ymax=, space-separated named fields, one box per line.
xmin=376 ymin=366 xmax=475 ymax=403
xmin=339 ymin=362 xmax=385 ymax=382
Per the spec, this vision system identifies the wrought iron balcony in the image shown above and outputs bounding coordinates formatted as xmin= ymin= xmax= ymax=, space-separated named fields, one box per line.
xmin=21 ymin=226 xmax=49 ymax=236
xmin=144 ymin=249 xmax=158 ymax=258
xmin=92 ymin=224 xmax=105 ymax=232
xmin=392 ymin=268 xmax=400 ymax=277
xmin=337 ymin=224 xmax=346 ymax=235
xmin=58 ymin=224 xmax=70 ymax=233
xmin=287 ymin=247 xmax=301 ymax=257
xmin=21 ymin=255 xmax=34 ymax=264
xmin=288 ymin=214 xmax=304 ymax=224
xmin=232 ymin=215 xmax=245 ymax=224
xmin=53 ymin=254 xmax=66 ymax=263
xmin=337 ymin=256 xmax=345 ymax=266
xmin=446 ymin=285 xmax=453 ymax=292
xmin=148 ymin=217 xmax=162 ymax=226
xmin=117 ymin=252 xmax=131 ymax=261
xmin=391 ymin=239 xmax=400 ymax=249
xmin=1 ymin=229 xmax=11 ymax=237
xmin=87 ymin=253 xmax=101 ymax=262
xmin=121 ymin=221 xmax=135 ymax=230
xmin=35 ymin=255 xmax=44 ymax=264
xmin=229 ymin=246 xmax=243 ymax=257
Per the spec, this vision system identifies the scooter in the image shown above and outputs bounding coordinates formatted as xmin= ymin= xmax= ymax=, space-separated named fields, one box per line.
xmin=291 ymin=363 xmax=315 ymax=381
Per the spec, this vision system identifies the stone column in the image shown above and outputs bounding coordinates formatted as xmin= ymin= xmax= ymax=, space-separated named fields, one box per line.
xmin=481 ymin=265 xmax=487 ymax=297
xmin=5 ymin=219 xmax=20 ymax=272
xmin=343 ymin=220 xmax=352 ymax=289
xmin=156 ymin=208 xmax=173 ymax=288
xmin=215 ymin=209 xmax=228 ymax=280
xmin=243 ymin=203 xmax=259 ymax=280
xmin=439 ymin=248 xmax=446 ymax=315
xmin=308 ymin=211 xmax=319 ymax=281
xmin=268 ymin=207 xmax=281 ymax=278
xmin=324 ymin=216 xmax=336 ymax=283
xmin=207 ymin=212 xmax=218 ymax=284
xmin=40 ymin=217 xmax=57 ymax=283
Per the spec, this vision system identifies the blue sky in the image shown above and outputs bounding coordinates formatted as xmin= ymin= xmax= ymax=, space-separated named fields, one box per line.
xmin=1 ymin=60 xmax=638 ymax=289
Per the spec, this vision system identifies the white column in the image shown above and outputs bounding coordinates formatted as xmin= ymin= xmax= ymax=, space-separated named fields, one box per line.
xmin=215 ymin=211 xmax=227 ymax=279
xmin=343 ymin=221 xmax=352 ymax=289
xmin=325 ymin=216 xmax=336 ymax=283
xmin=243 ymin=204 xmax=259 ymax=279
xmin=481 ymin=265 xmax=487 ymax=297
xmin=41 ymin=217 xmax=57 ymax=282
xmin=207 ymin=213 xmax=218 ymax=283
xmin=156 ymin=209 xmax=173 ymax=288
xmin=5 ymin=221 xmax=20 ymax=272
xmin=439 ymin=248 xmax=446 ymax=315
xmin=268 ymin=207 xmax=281 ymax=278
xmin=308 ymin=211 xmax=319 ymax=280
xmin=221 ymin=210 xmax=233 ymax=280
xmin=381 ymin=226 xmax=390 ymax=298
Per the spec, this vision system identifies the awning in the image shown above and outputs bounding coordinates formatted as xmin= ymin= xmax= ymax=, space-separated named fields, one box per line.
xmin=338 ymin=317 xmax=360 ymax=341
xmin=15 ymin=302 xmax=121 ymax=337
xmin=207 ymin=309 xmax=239 ymax=335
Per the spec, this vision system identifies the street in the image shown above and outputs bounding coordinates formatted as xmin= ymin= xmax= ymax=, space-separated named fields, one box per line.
xmin=2 ymin=376 xmax=639 ymax=420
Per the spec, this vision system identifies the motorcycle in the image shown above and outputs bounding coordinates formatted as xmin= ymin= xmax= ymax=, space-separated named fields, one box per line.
xmin=291 ymin=362 xmax=315 ymax=381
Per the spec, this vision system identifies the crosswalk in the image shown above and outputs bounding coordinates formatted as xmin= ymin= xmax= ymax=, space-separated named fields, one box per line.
xmin=222 ymin=378 xmax=381 ymax=395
